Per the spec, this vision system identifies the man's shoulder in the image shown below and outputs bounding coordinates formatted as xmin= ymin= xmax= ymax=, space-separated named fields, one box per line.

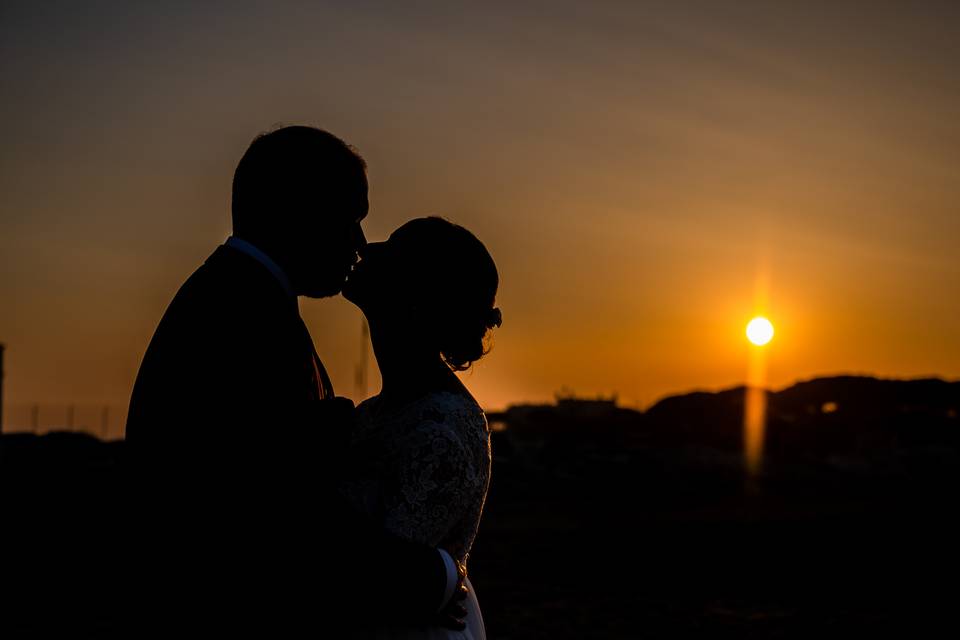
xmin=169 ymin=246 xmax=292 ymax=319
xmin=139 ymin=249 xmax=296 ymax=362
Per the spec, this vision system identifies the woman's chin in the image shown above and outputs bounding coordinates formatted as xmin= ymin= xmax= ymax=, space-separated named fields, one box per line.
xmin=341 ymin=278 xmax=364 ymax=305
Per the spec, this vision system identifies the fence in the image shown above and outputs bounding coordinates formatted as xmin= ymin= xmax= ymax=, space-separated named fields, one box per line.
xmin=2 ymin=403 xmax=127 ymax=441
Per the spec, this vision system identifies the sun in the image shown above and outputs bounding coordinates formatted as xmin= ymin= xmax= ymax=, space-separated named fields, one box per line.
xmin=746 ymin=317 xmax=774 ymax=346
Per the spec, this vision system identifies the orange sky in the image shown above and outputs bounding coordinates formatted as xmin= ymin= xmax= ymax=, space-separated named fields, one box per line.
xmin=2 ymin=1 xmax=959 ymax=437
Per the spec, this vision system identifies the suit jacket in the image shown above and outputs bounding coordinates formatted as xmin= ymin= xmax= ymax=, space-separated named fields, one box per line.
xmin=127 ymin=244 xmax=330 ymax=475
xmin=124 ymin=244 xmax=446 ymax=632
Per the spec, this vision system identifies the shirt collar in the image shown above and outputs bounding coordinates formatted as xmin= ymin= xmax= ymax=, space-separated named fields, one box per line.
xmin=224 ymin=236 xmax=297 ymax=300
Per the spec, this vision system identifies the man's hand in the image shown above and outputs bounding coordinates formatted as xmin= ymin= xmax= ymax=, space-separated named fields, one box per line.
xmin=434 ymin=583 xmax=469 ymax=631
xmin=434 ymin=556 xmax=469 ymax=630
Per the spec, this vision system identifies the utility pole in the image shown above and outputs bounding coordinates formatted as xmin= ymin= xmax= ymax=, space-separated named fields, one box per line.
xmin=354 ymin=319 xmax=369 ymax=399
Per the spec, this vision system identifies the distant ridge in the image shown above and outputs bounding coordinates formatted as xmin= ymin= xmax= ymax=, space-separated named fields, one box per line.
xmin=497 ymin=375 xmax=960 ymax=417
xmin=649 ymin=374 xmax=960 ymax=413
xmin=493 ymin=375 xmax=960 ymax=462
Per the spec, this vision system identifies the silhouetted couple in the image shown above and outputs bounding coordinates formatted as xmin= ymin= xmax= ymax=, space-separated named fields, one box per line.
xmin=126 ymin=126 xmax=501 ymax=637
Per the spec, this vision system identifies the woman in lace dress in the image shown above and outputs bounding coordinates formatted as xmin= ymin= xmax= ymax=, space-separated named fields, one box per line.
xmin=340 ymin=217 xmax=502 ymax=639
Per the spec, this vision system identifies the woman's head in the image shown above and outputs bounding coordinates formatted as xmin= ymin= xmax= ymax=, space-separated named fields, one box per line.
xmin=343 ymin=217 xmax=501 ymax=370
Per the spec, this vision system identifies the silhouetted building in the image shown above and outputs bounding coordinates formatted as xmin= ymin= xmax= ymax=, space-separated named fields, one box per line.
xmin=555 ymin=390 xmax=619 ymax=418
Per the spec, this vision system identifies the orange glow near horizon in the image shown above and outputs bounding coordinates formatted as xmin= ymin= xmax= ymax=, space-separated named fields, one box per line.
xmin=2 ymin=3 xmax=960 ymax=434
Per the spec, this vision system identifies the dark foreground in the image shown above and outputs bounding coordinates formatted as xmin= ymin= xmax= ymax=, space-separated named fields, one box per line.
xmin=471 ymin=377 xmax=960 ymax=638
xmin=2 ymin=377 xmax=959 ymax=637
xmin=470 ymin=451 xmax=958 ymax=639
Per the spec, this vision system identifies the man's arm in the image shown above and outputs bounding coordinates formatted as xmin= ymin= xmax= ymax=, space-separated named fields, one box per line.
xmin=301 ymin=490 xmax=452 ymax=625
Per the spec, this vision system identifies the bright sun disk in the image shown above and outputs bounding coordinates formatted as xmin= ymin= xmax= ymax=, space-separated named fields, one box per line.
xmin=746 ymin=317 xmax=774 ymax=346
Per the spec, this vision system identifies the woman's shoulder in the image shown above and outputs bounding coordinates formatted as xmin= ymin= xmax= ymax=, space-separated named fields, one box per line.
xmin=416 ymin=392 xmax=489 ymax=456
xmin=395 ymin=391 xmax=487 ymax=442
xmin=418 ymin=390 xmax=486 ymax=424
xmin=423 ymin=389 xmax=482 ymax=410
xmin=359 ymin=389 xmax=483 ymax=417
xmin=356 ymin=390 xmax=488 ymax=443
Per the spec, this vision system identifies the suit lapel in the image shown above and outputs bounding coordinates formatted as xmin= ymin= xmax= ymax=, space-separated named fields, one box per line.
xmin=211 ymin=244 xmax=335 ymax=402
xmin=296 ymin=316 xmax=334 ymax=400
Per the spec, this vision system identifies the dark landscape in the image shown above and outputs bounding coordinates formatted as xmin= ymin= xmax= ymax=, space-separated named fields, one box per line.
xmin=3 ymin=375 xmax=959 ymax=637
xmin=471 ymin=376 xmax=960 ymax=637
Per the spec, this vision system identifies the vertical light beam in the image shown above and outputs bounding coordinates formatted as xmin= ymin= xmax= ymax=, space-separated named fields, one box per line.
xmin=744 ymin=260 xmax=771 ymax=484
xmin=744 ymin=348 xmax=767 ymax=480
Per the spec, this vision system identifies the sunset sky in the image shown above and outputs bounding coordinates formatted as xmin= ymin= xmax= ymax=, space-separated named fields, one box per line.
xmin=2 ymin=1 xmax=959 ymax=436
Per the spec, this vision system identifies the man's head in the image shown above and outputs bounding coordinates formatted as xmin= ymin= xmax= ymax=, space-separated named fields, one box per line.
xmin=232 ymin=125 xmax=368 ymax=298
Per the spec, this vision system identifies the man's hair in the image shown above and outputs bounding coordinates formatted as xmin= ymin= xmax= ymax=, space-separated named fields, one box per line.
xmin=231 ymin=125 xmax=367 ymax=237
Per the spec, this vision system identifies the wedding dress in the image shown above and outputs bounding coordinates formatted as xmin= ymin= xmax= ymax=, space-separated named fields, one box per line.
xmin=339 ymin=391 xmax=492 ymax=639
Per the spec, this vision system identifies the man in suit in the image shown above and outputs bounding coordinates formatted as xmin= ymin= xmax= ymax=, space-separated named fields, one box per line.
xmin=125 ymin=126 xmax=463 ymax=632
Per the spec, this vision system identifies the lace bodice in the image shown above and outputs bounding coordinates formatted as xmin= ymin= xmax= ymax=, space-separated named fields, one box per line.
xmin=338 ymin=391 xmax=491 ymax=566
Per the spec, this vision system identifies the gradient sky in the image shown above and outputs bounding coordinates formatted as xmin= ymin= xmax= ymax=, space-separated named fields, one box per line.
xmin=2 ymin=0 xmax=959 ymax=436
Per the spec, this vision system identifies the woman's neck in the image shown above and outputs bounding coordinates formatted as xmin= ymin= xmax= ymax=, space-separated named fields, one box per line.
xmin=368 ymin=319 xmax=454 ymax=406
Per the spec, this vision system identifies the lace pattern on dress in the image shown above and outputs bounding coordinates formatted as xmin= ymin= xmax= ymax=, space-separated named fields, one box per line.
xmin=338 ymin=391 xmax=491 ymax=566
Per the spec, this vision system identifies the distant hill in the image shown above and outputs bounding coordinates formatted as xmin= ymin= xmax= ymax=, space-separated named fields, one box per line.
xmin=494 ymin=375 xmax=960 ymax=466
xmin=649 ymin=375 xmax=960 ymax=422
xmin=647 ymin=375 xmax=959 ymax=454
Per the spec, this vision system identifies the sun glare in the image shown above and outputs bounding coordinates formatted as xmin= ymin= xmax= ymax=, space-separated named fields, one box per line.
xmin=746 ymin=317 xmax=774 ymax=346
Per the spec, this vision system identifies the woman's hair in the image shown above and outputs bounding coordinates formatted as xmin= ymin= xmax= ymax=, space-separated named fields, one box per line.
xmin=395 ymin=217 xmax=501 ymax=371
